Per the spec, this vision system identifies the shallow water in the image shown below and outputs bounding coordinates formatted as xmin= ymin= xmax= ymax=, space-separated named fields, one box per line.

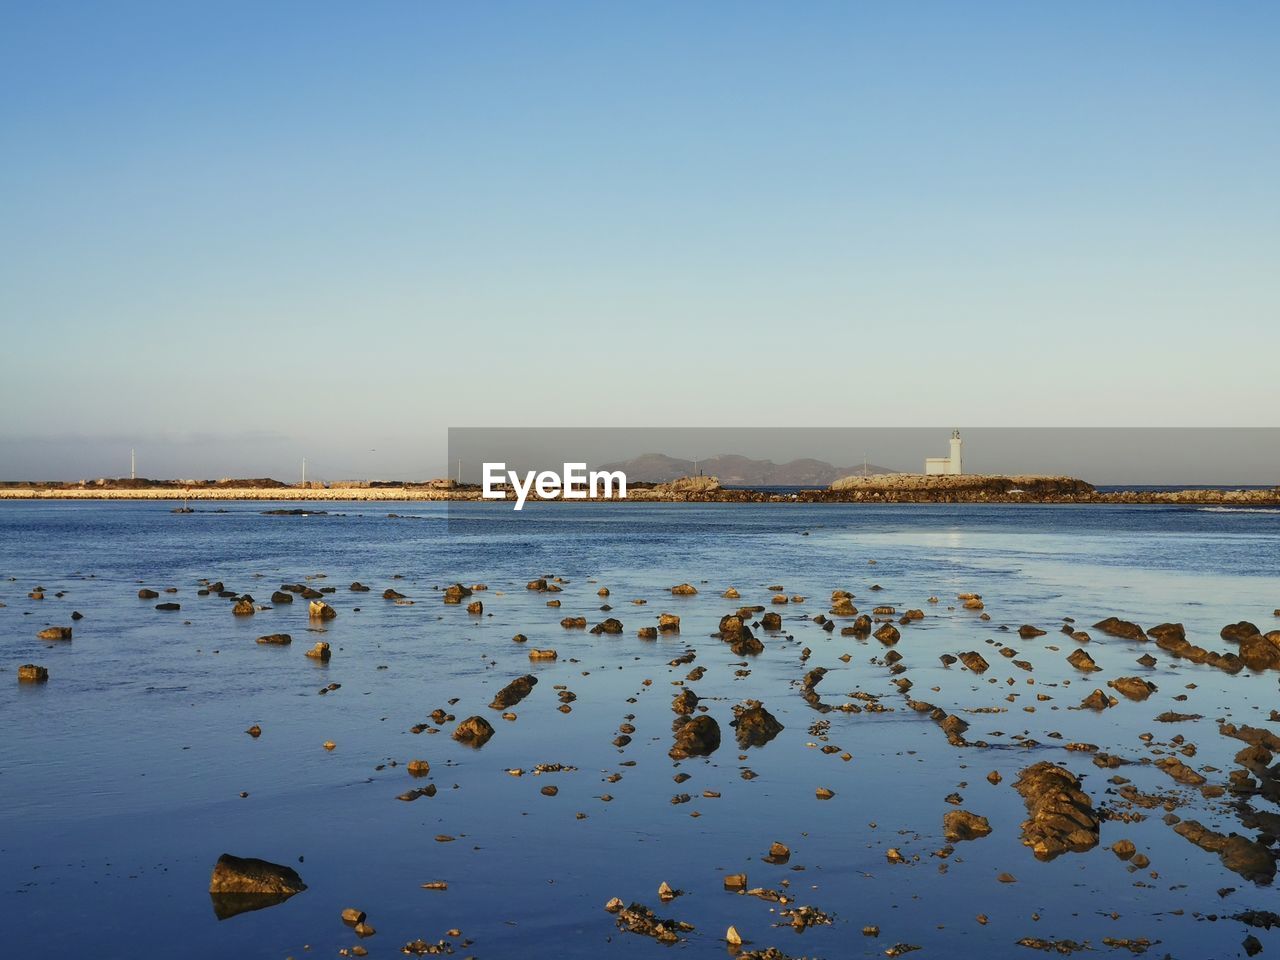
xmin=2 ymin=501 xmax=1278 ymax=959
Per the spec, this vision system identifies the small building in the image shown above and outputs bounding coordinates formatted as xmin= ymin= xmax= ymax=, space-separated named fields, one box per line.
xmin=924 ymin=430 xmax=964 ymax=475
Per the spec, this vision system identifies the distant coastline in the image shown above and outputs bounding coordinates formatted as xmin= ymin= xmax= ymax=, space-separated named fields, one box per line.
xmin=1 ymin=474 xmax=1277 ymax=505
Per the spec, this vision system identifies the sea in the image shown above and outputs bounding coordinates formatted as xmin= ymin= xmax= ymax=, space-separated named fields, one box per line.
xmin=2 ymin=500 xmax=1278 ymax=959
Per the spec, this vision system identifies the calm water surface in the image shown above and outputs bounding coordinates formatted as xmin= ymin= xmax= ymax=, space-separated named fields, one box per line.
xmin=2 ymin=501 xmax=1278 ymax=959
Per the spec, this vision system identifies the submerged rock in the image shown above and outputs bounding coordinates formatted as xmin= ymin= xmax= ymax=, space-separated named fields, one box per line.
xmin=36 ymin=626 xmax=72 ymax=640
xmin=958 ymin=651 xmax=990 ymax=673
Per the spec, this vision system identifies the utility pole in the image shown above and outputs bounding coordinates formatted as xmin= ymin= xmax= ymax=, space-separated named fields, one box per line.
xmin=457 ymin=459 xmax=462 ymax=484
xmin=130 ymin=448 xmax=136 ymax=480
xmin=302 ymin=457 xmax=307 ymax=487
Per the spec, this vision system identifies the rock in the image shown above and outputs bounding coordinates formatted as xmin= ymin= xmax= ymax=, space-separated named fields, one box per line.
xmin=209 ymin=854 xmax=306 ymax=895
xmin=490 ymin=675 xmax=537 ymax=710
xmin=246 ymin=724 xmax=262 ymax=737
xmin=1111 ymin=839 xmax=1136 ymax=860
xmin=407 ymin=760 xmax=430 ymax=776
xmin=443 ymin=583 xmax=472 ymax=604
xmin=1079 ymin=689 xmax=1115 ymax=710
xmin=528 ymin=648 xmax=558 ymax=660
xmin=1067 ymin=648 xmax=1099 ymax=672
xmin=155 ymin=602 xmax=181 ymax=611
xmin=1173 ymin=819 xmax=1275 ymax=882
xmin=1223 ymin=621 xmax=1262 ymax=643
xmin=726 ymin=925 xmax=743 ymax=945
xmin=1156 ymin=756 xmax=1206 ymax=785
xmin=590 ymin=617 xmax=623 ymax=635
xmin=670 ymin=715 xmax=720 ymax=759
xmin=1014 ymin=762 xmax=1100 ymax=860
xmin=452 ymin=715 xmax=495 ymax=748
xmin=270 ymin=591 xmax=294 ymax=604
xmin=17 ymin=664 xmax=48 ymax=683
xmin=637 ymin=626 xmax=658 ymax=639
xmin=723 ymin=874 xmax=747 ymax=890
xmin=658 ymin=613 xmax=680 ymax=633
xmin=256 ymin=633 xmax=292 ymax=645
xmin=963 ymin=597 xmax=985 ymax=610
xmin=760 ymin=611 xmax=782 ymax=631
xmin=36 ymin=626 xmax=72 ymax=640
xmin=466 ymin=599 xmax=483 ymax=614
xmin=383 ymin=589 xmax=406 ymax=600
xmin=138 ymin=589 xmax=159 ymax=599
xmin=342 ymin=907 xmax=367 ymax=924
xmin=561 ymin=616 xmax=588 ymax=629
xmin=349 ymin=582 xmax=370 ymax=592
xmin=1239 ymin=633 xmax=1280 ymax=671
xmin=672 ymin=688 xmax=699 ymax=715
xmin=731 ymin=700 xmax=784 ymax=747
xmin=1018 ymin=625 xmax=1047 ymax=639
xmin=874 ymin=624 xmax=900 ymax=645
xmin=815 ymin=786 xmax=835 ymax=799
xmin=308 ymin=600 xmax=336 ymax=620
xmin=304 ymin=641 xmax=331 ymax=661
xmin=1093 ymin=617 xmax=1145 ymax=641
xmin=232 ymin=599 xmax=255 ymax=616
xmin=722 ymin=587 xmax=740 ymax=599
xmin=613 ymin=901 xmax=693 ymax=943
xmin=959 ymin=651 xmax=989 ymax=673
xmin=943 ymin=810 xmax=993 ymax=841
xmin=1108 ymin=676 xmax=1157 ymax=701
xmin=670 ymin=583 xmax=698 ymax=596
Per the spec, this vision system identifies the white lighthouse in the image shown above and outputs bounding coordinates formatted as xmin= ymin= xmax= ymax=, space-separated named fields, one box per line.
xmin=924 ymin=430 xmax=964 ymax=475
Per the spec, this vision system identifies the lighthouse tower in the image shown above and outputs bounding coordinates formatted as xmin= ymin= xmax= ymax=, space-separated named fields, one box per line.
xmin=924 ymin=430 xmax=965 ymax=475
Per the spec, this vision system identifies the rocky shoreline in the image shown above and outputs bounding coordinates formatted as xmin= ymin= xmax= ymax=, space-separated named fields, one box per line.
xmin=0 ymin=474 xmax=1276 ymax=505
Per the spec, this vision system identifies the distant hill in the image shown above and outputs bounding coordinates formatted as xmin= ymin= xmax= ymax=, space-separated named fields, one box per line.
xmin=596 ymin=452 xmax=897 ymax=486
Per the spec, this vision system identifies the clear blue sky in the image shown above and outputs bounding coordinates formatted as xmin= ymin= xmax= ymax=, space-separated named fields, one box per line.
xmin=2 ymin=2 xmax=1276 ymax=480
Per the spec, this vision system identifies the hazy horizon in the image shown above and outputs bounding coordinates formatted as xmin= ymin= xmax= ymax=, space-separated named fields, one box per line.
xmin=3 ymin=428 xmax=1277 ymax=487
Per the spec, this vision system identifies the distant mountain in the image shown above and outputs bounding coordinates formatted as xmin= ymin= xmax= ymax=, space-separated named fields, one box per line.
xmin=596 ymin=453 xmax=897 ymax=486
